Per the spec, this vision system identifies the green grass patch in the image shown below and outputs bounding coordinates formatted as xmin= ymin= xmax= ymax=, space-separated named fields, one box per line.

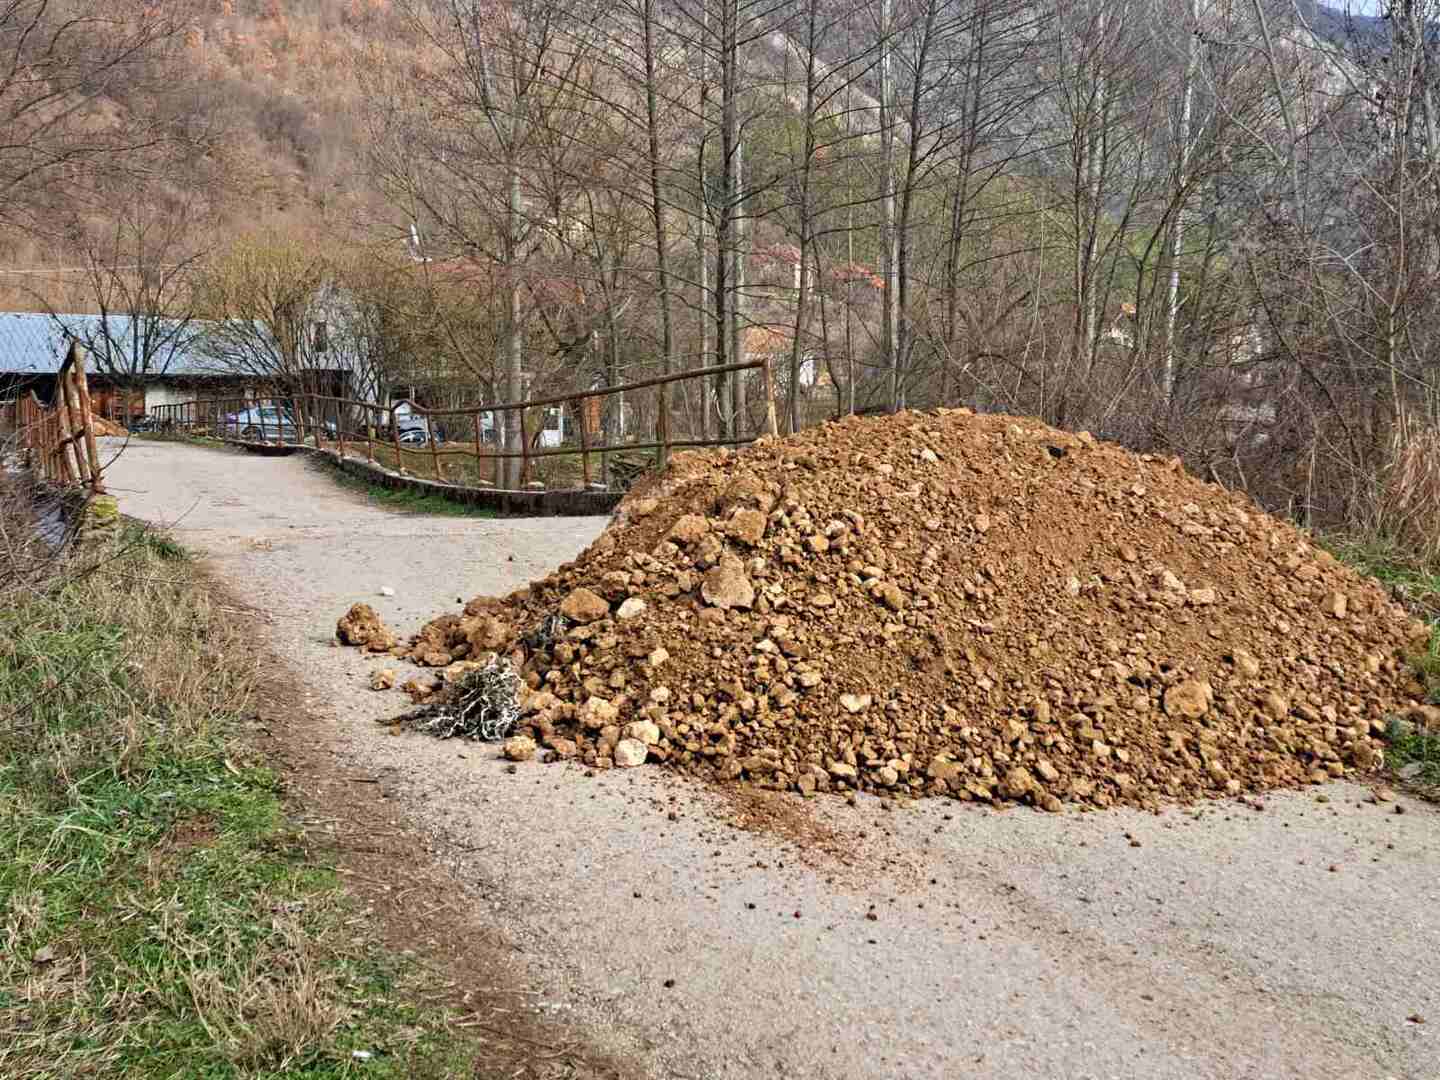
xmin=120 ymin=520 xmax=190 ymax=562
xmin=1326 ymin=535 xmax=1440 ymax=696
xmin=1323 ymin=535 xmax=1440 ymax=607
xmin=136 ymin=431 xmax=253 ymax=462
xmin=1328 ymin=534 xmax=1440 ymax=796
xmin=0 ymin=534 xmax=477 ymax=1078
xmin=1383 ymin=717 xmax=1440 ymax=790
xmin=316 ymin=462 xmax=497 ymax=519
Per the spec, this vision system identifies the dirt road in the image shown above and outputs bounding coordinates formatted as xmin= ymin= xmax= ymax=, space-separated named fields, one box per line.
xmin=105 ymin=439 xmax=1439 ymax=1080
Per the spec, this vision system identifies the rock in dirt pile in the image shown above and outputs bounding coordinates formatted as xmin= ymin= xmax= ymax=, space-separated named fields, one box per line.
xmin=339 ymin=409 xmax=1435 ymax=810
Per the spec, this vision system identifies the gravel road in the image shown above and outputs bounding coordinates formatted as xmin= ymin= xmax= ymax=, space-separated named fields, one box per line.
xmin=105 ymin=438 xmax=1440 ymax=1080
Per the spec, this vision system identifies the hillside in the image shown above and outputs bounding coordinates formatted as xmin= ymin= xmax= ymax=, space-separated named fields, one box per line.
xmin=1 ymin=0 xmax=414 ymax=310
xmin=1 ymin=0 xmax=1377 ymax=313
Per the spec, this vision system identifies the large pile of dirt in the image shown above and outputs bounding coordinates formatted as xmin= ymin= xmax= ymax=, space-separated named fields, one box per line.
xmin=346 ymin=409 xmax=1434 ymax=810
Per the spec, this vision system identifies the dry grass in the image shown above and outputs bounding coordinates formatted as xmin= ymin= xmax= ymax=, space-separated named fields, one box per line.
xmin=338 ymin=440 xmax=592 ymax=491
xmin=0 ymin=512 xmax=479 ymax=1078
xmin=0 ymin=471 xmax=72 ymax=611
xmin=1362 ymin=424 xmax=1440 ymax=567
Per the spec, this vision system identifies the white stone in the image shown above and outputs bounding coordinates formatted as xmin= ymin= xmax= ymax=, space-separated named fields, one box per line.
xmin=614 ymin=738 xmax=649 ymax=767
xmin=623 ymin=720 xmax=661 ymax=746
xmin=580 ymin=696 xmax=618 ymax=730
xmin=616 ymin=597 xmax=647 ymax=620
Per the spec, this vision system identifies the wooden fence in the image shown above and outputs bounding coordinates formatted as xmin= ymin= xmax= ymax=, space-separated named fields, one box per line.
xmin=0 ymin=342 xmax=105 ymax=493
xmin=149 ymin=358 xmax=779 ymax=491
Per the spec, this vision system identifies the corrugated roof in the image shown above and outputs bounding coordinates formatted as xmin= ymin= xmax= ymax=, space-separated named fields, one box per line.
xmin=0 ymin=312 xmax=220 ymax=377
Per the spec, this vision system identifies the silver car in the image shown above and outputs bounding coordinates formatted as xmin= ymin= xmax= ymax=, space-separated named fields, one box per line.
xmin=223 ymin=406 xmax=297 ymax=442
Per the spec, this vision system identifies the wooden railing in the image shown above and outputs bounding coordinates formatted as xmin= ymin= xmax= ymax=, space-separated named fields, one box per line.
xmin=149 ymin=358 xmax=779 ymax=491
xmin=0 ymin=342 xmax=105 ymax=494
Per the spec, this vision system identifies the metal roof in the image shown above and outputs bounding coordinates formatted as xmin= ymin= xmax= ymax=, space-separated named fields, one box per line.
xmin=0 ymin=312 xmax=222 ymax=377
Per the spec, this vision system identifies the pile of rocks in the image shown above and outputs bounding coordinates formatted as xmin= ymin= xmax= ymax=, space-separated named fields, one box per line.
xmin=342 ymin=408 xmax=1434 ymax=810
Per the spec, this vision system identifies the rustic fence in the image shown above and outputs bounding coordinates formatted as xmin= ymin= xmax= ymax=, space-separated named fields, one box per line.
xmin=0 ymin=341 xmax=105 ymax=493
xmin=149 ymin=358 xmax=779 ymax=491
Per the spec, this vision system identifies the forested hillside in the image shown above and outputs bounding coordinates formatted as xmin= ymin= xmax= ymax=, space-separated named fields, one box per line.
xmin=0 ymin=0 xmax=409 ymax=304
xmin=6 ymin=0 xmax=1440 ymax=552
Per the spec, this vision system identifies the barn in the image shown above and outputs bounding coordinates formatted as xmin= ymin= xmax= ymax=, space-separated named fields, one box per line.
xmin=0 ymin=312 xmax=352 ymax=424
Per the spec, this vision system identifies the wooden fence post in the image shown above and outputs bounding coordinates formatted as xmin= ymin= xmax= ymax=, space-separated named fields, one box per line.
xmin=578 ymin=398 xmax=592 ymax=488
xmin=72 ymin=355 xmax=103 ymax=489
xmin=390 ymin=403 xmax=403 ymax=472
xmin=761 ymin=352 xmax=779 ymax=437
xmin=519 ymin=407 xmax=529 ymax=488
xmin=472 ymin=412 xmax=483 ymax=485
xmin=59 ymin=348 xmax=90 ymax=486
xmin=70 ymin=346 xmax=104 ymax=493
xmin=428 ymin=408 xmax=441 ymax=481
xmin=53 ymin=384 xmax=77 ymax=485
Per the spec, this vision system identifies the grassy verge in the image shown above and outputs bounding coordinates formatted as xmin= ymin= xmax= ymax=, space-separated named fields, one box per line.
xmin=1383 ymin=717 xmax=1440 ymax=790
xmin=315 ymin=460 xmax=497 ymax=518
xmin=1327 ymin=535 xmax=1440 ymax=795
xmin=1325 ymin=536 xmax=1440 ymax=688
xmin=143 ymin=426 xmax=619 ymax=492
xmin=0 ymin=524 xmax=477 ymax=1078
xmin=136 ymin=431 xmax=244 ymax=454
xmin=350 ymin=441 xmax=590 ymax=491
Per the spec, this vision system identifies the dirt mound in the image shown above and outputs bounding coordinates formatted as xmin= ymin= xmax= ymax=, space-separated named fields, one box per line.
xmin=337 ymin=603 xmax=399 ymax=652
xmin=347 ymin=409 xmax=1433 ymax=810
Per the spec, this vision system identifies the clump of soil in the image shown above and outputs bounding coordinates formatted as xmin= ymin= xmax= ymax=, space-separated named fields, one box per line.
xmin=343 ymin=409 xmax=1433 ymax=810
xmin=336 ymin=603 xmax=398 ymax=652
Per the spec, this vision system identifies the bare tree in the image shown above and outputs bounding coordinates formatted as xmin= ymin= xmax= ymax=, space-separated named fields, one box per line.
xmin=1030 ymin=0 xmax=1164 ymax=428
xmin=0 ymin=0 xmax=189 ymax=234
xmin=1231 ymin=0 xmax=1440 ymax=528
xmin=191 ymin=233 xmax=332 ymax=399
xmin=59 ymin=198 xmax=205 ymax=424
xmin=369 ymin=0 xmax=610 ymax=487
xmin=928 ymin=0 xmax=1046 ymax=407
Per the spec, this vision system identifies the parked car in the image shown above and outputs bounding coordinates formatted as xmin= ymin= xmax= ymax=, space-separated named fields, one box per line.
xmin=390 ymin=403 xmax=457 ymax=445
xmin=397 ymin=418 xmax=433 ymax=445
xmin=125 ymin=414 xmax=157 ymax=434
xmin=222 ymin=406 xmax=297 ymax=442
xmin=387 ymin=401 xmax=498 ymax=445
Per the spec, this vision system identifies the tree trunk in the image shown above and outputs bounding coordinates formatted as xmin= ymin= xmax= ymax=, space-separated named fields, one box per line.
xmin=504 ymin=167 xmax=524 ymax=489
xmin=642 ymin=0 xmax=676 ymax=431
xmin=731 ymin=137 xmax=747 ymax=435
xmin=697 ymin=58 xmax=712 ymax=444
xmin=879 ymin=0 xmax=899 ymax=411
xmin=698 ymin=212 xmax=712 ymax=440
xmin=716 ymin=0 xmax=740 ymax=438
xmin=787 ymin=0 xmax=819 ymax=435
xmin=1162 ymin=0 xmax=1198 ymax=405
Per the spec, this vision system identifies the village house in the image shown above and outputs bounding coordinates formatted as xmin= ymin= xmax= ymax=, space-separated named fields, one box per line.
xmin=0 ymin=312 xmax=353 ymax=423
